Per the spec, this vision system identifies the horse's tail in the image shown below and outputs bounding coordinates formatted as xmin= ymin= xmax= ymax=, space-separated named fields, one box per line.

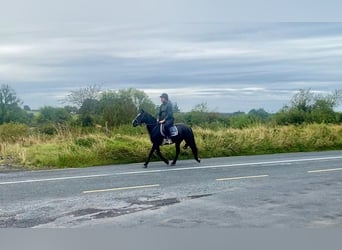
xmin=184 ymin=126 xmax=200 ymax=163
xmin=183 ymin=126 xmax=194 ymax=149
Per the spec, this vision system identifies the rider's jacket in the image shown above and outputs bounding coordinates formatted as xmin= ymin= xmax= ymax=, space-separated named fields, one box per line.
xmin=158 ymin=101 xmax=174 ymax=121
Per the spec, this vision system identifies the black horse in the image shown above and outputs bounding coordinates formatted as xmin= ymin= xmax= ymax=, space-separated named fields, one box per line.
xmin=132 ymin=110 xmax=201 ymax=168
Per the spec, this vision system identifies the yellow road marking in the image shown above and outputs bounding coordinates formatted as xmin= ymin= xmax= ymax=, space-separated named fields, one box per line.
xmin=308 ymin=168 xmax=342 ymax=173
xmin=83 ymin=184 xmax=160 ymax=194
xmin=216 ymin=174 xmax=269 ymax=181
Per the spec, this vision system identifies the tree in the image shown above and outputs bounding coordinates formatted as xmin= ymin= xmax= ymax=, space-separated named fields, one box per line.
xmin=192 ymin=102 xmax=209 ymax=113
xmin=37 ymin=106 xmax=72 ymax=124
xmin=124 ymin=88 xmax=156 ymax=114
xmin=311 ymin=99 xmax=336 ymax=123
xmin=274 ymin=89 xmax=342 ymax=125
xmin=23 ymin=105 xmax=31 ymax=111
xmin=64 ymin=84 xmax=102 ymax=108
xmin=78 ymin=99 xmax=101 ymax=127
xmin=248 ymin=108 xmax=269 ymax=121
xmin=0 ymin=84 xmax=30 ymax=124
xmin=173 ymin=102 xmax=181 ymax=113
xmin=291 ymin=89 xmax=315 ymax=112
xmin=63 ymin=105 xmax=78 ymax=114
xmin=230 ymin=114 xmax=258 ymax=129
xmin=99 ymin=88 xmax=155 ymax=127
xmin=181 ymin=102 xmax=221 ymax=126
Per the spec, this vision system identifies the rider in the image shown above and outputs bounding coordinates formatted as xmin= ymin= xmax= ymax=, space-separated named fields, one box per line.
xmin=157 ymin=93 xmax=174 ymax=143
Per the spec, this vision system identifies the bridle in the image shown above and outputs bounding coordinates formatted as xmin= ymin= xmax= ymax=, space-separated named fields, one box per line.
xmin=133 ymin=111 xmax=157 ymax=126
xmin=133 ymin=112 xmax=144 ymax=126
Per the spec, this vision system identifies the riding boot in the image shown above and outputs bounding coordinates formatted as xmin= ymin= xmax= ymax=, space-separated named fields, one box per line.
xmin=163 ymin=136 xmax=172 ymax=145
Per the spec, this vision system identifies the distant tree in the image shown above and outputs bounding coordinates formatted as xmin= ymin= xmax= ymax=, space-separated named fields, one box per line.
xmin=181 ymin=102 xmax=223 ymax=126
xmin=74 ymin=88 xmax=156 ymax=127
xmin=291 ymin=89 xmax=315 ymax=112
xmin=99 ymin=88 xmax=155 ymax=127
xmin=99 ymin=91 xmax=135 ymax=127
xmin=37 ymin=106 xmax=72 ymax=124
xmin=78 ymin=99 xmax=101 ymax=127
xmin=229 ymin=108 xmax=270 ymax=128
xmin=311 ymin=99 xmax=336 ymax=123
xmin=232 ymin=111 xmax=245 ymax=116
xmin=23 ymin=105 xmax=31 ymax=111
xmin=63 ymin=105 xmax=78 ymax=114
xmin=191 ymin=102 xmax=209 ymax=113
xmin=64 ymin=84 xmax=102 ymax=108
xmin=273 ymin=106 xmax=307 ymax=125
xmin=337 ymin=112 xmax=342 ymax=123
xmin=173 ymin=102 xmax=181 ymax=113
xmin=229 ymin=114 xmax=254 ymax=129
xmin=125 ymin=88 xmax=156 ymax=114
xmin=274 ymin=89 xmax=342 ymax=125
xmin=0 ymin=84 xmax=30 ymax=124
xmin=229 ymin=110 xmax=266 ymax=129
xmin=248 ymin=108 xmax=269 ymax=121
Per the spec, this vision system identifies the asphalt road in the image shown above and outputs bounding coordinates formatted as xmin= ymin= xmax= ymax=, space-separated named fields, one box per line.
xmin=1 ymin=150 xmax=342 ymax=228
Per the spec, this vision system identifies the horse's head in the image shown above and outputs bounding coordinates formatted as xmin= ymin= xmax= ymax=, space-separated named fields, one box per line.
xmin=132 ymin=109 xmax=145 ymax=127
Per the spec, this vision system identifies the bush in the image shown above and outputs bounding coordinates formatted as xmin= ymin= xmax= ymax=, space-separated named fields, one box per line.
xmin=337 ymin=113 xmax=342 ymax=123
xmin=2 ymin=123 xmax=342 ymax=169
xmin=39 ymin=124 xmax=57 ymax=135
xmin=37 ymin=106 xmax=72 ymax=124
xmin=74 ymin=137 xmax=96 ymax=148
xmin=0 ymin=123 xmax=30 ymax=142
xmin=230 ymin=114 xmax=262 ymax=129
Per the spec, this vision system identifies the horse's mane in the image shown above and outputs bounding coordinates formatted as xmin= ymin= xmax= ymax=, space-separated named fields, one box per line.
xmin=141 ymin=110 xmax=157 ymax=124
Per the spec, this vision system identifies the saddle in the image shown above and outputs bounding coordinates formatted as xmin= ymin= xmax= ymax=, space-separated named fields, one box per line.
xmin=160 ymin=124 xmax=178 ymax=137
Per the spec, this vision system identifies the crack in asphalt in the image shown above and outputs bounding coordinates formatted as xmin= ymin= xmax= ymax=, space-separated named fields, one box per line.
xmin=0 ymin=194 xmax=213 ymax=228
xmin=0 ymin=215 xmax=58 ymax=228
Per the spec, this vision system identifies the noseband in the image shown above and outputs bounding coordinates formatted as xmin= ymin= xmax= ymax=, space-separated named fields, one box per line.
xmin=133 ymin=112 xmax=146 ymax=126
xmin=133 ymin=112 xmax=157 ymax=126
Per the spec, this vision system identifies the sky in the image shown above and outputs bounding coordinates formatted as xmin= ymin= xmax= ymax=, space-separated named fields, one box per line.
xmin=1 ymin=1 xmax=342 ymax=112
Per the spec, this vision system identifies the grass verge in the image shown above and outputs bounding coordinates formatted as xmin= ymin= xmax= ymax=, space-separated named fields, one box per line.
xmin=1 ymin=124 xmax=342 ymax=170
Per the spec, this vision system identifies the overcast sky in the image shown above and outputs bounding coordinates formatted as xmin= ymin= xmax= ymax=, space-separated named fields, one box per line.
xmin=1 ymin=1 xmax=342 ymax=112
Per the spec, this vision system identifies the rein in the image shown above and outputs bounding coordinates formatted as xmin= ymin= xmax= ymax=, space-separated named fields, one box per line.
xmin=136 ymin=112 xmax=158 ymax=126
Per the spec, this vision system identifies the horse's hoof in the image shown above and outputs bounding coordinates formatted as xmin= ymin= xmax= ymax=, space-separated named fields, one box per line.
xmin=171 ymin=162 xmax=176 ymax=166
xmin=143 ymin=164 xmax=148 ymax=168
xmin=197 ymin=158 xmax=201 ymax=163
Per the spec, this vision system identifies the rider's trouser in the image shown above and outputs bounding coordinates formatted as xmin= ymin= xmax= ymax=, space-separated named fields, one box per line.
xmin=164 ymin=118 xmax=174 ymax=138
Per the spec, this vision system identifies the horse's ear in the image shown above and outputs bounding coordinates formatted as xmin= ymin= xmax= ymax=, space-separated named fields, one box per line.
xmin=140 ymin=109 xmax=145 ymax=113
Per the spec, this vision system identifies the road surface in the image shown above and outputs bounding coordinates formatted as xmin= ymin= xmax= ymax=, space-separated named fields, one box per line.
xmin=1 ymin=150 xmax=342 ymax=228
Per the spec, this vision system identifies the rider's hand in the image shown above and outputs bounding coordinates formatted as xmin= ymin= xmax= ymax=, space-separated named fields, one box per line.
xmin=159 ymin=119 xmax=165 ymax=124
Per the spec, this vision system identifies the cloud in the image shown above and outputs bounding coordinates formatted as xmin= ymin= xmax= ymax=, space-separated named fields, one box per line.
xmin=1 ymin=22 xmax=342 ymax=111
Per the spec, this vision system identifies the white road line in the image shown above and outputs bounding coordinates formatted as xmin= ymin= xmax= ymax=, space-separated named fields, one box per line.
xmin=83 ymin=184 xmax=160 ymax=194
xmin=115 ymin=156 xmax=342 ymax=176
xmin=1 ymin=155 xmax=342 ymax=185
xmin=0 ymin=173 xmax=113 ymax=185
xmin=308 ymin=167 xmax=342 ymax=173
xmin=216 ymin=174 xmax=269 ymax=181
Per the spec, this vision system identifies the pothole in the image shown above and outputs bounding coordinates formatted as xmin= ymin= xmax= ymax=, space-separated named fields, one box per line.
xmin=91 ymin=193 xmax=213 ymax=219
xmin=0 ymin=193 xmax=213 ymax=227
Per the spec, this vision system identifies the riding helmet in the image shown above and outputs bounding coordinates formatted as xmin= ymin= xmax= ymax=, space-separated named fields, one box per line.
xmin=160 ymin=93 xmax=169 ymax=100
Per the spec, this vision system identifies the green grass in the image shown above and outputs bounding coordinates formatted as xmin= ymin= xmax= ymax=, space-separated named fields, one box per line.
xmin=1 ymin=123 xmax=342 ymax=170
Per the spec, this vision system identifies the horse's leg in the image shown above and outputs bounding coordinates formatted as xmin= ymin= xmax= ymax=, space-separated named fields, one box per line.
xmin=144 ymin=144 xmax=157 ymax=168
xmin=190 ymin=143 xmax=201 ymax=163
xmin=185 ymin=137 xmax=201 ymax=163
xmin=171 ymin=142 xmax=181 ymax=166
xmin=155 ymin=147 xmax=169 ymax=166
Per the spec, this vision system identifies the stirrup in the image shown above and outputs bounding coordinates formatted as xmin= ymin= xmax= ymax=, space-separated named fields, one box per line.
xmin=162 ymin=138 xmax=172 ymax=145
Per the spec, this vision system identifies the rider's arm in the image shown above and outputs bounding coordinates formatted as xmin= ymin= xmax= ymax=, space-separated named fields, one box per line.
xmin=165 ymin=102 xmax=173 ymax=119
